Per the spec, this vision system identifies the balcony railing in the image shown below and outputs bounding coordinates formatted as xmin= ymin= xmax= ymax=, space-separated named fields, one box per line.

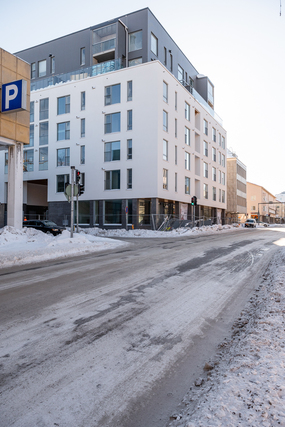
xmin=93 ymin=38 xmax=116 ymax=56
xmin=31 ymin=59 xmax=124 ymax=91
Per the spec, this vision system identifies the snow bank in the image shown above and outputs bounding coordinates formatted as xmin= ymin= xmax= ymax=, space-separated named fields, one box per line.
xmin=168 ymin=246 xmax=285 ymax=427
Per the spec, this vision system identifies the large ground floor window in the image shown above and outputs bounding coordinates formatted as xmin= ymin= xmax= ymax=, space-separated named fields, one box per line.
xmin=104 ymin=200 xmax=122 ymax=224
xmin=138 ymin=199 xmax=151 ymax=225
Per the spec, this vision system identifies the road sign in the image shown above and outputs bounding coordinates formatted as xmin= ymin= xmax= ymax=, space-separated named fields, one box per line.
xmin=1 ymin=79 xmax=27 ymax=113
xmin=65 ymin=184 xmax=78 ymax=197
xmin=125 ymin=206 xmax=129 ymax=214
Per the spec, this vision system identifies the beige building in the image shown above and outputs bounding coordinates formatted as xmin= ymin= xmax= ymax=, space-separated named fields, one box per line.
xmin=247 ymin=182 xmax=277 ymax=223
xmin=226 ymin=150 xmax=247 ymax=223
xmin=0 ymin=48 xmax=30 ymax=228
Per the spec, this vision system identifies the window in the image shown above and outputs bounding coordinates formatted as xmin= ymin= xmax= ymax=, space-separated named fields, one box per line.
xmin=208 ymin=82 xmax=214 ymax=105
xmin=51 ymin=56 xmax=55 ymax=74
xmin=105 ymin=112 xmax=120 ymax=134
xmin=163 ymin=169 xmax=168 ymax=190
xmin=204 ymin=141 xmax=208 ymax=157
xmin=170 ymin=54 xmax=173 ymax=72
xmin=128 ymin=57 xmax=142 ymax=67
xmin=127 ymin=168 xmax=132 ymax=189
xmin=175 ymin=119 xmax=177 ymax=138
xmin=251 ymin=205 xmax=256 ymax=211
xmin=29 ymin=124 xmax=34 ymax=146
xmin=127 ymin=81 xmax=132 ymax=101
xmin=31 ymin=63 xmax=36 ymax=79
xmin=57 ymin=95 xmax=70 ymax=115
xmin=30 ymin=101 xmax=34 ymax=122
xmin=80 ymin=47 xmax=85 ymax=66
xmin=185 ymin=152 xmax=190 ymax=170
xmin=57 ymin=174 xmax=69 ymax=193
xmin=222 ymin=154 xmax=225 ymax=167
xmin=213 ymin=186 xmax=216 ymax=201
xmin=185 ymin=177 xmax=190 ymax=194
xmin=212 ymin=147 xmax=216 ymax=162
xmin=185 ymin=127 xmax=190 ymax=145
xmin=212 ymin=127 xmax=216 ymax=142
xmin=23 ymin=149 xmax=34 ymax=172
xmin=204 ymin=183 xmax=208 ymax=199
xmin=39 ymin=147 xmax=48 ymax=170
xmin=175 ymin=173 xmax=177 ymax=192
xmin=104 ymin=200 xmax=122 ymax=224
xmin=203 ymin=119 xmax=208 ymax=135
xmin=127 ymin=139 xmax=132 ymax=160
xmin=39 ymin=122 xmax=48 ymax=145
xmin=129 ymin=31 xmax=142 ymax=52
xmin=38 ymin=59 xmax=46 ymax=77
xmin=212 ymin=167 xmax=216 ymax=182
xmin=222 ymin=190 xmax=225 ymax=203
xmin=4 ymin=152 xmax=8 ymax=174
xmin=127 ymin=110 xmax=132 ymax=130
xmin=222 ymin=136 xmax=225 ymax=149
xmin=163 ymin=110 xmax=168 ymax=132
xmin=175 ymin=145 xmax=177 ymax=165
xmin=40 ymin=98 xmax=49 ymax=120
xmin=222 ymin=172 xmax=225 ymax=185
xmin=57 ymin=122 xmax=70 ymax=140
xmin=219 ymin=189 xmax=221 ymax=202
xmin=151 ymin=33 xmax=158 ymax=55
xmin=81 ymin=118 xmax=85 ymax=138
xmin=164 ymin=47 xmax=167 ymax=65
xmin=163 ymin=81 xmax=168 ymax=103
xmin=80 ymin=145 xmax=85 ymax=165
xmin=57 ymin=148 xmax=70 ymax=166
xmin=219 ymin=151 xmax=222 ymax=165
xmin=163 ymin=139 xmax=168 ymax=161
xmin=175 ymin=92 xmax=177 ymax=111
xmin=185 ymin=102 xmax=190 ymax=121
xmin=105 ymin=84 xmax=121 ymax=105
xmin=81 ymin=92 xmax=85 ymax=110
xmin=104 ymin=141 xmax=120 ymax=162
xmin=219 ymin=170 xmax=222 ymax=184
xmin=219 ymin=133 xmax=222 ymax=146
xmin=105 ymin=170 xmax=120 ymax=190
xmin=178 ymin=65 xmax=184 ymax=83
xmin=204 ymin=162 xmax=208 ymax=178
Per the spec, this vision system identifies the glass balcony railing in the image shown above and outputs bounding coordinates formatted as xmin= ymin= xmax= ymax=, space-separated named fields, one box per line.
xmin=31 ymin=59 xmax=124 ymax=91
xmin=179 ymin=79 xmax=223 ymax=126
xmin=93 ymin=38 xmax=116 ymax=56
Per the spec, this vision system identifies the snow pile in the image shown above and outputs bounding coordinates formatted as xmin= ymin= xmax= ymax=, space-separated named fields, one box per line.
xmin=0 ymin=226 xmax=127 ymax=269
xmin=84 ymin=223 xmax=240 ymax=238
xmin=169 ymin=247 xmax=285 ymax=427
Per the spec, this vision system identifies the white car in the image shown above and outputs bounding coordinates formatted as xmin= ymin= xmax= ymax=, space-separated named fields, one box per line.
xmin=244 ymin=219 xmax=256 ymax=228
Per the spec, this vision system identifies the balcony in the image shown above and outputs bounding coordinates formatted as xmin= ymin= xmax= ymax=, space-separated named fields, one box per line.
xmin=31 ymin=59 xmax=124 ymax=91
xmin=93 ymin=38 xmax=116 ymax=56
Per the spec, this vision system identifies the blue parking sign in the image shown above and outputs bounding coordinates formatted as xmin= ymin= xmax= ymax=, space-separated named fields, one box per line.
xmin=1 ymin=79 xmax=27 ymax=113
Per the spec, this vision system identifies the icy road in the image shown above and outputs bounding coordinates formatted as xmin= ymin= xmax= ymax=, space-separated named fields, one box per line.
xmin=0 ymin=227 xmax=284 ymax=427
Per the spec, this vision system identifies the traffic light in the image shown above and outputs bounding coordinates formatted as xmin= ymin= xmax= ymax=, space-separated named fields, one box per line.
xmin=76 ymin=170 xmax=81 ymax=184
xmin=78 ymin=183 xmax=85 ymax=196
xmin=194 ymin=196 xmax=197 ymax=206
xmin=191 ymin=197 xmax=195 ymax=206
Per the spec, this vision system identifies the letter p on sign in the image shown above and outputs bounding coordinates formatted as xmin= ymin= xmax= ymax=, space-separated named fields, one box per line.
xmin=1 ymin=79 xmax=27 ymax=113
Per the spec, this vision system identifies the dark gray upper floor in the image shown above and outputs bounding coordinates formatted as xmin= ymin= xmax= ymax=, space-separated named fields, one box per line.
xmin=15 ymin=8 xmax=215 ymax=108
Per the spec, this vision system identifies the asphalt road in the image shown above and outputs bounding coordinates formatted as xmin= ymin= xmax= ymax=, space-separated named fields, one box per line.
xmin=1 ymin=227 xmax=284 ymax=427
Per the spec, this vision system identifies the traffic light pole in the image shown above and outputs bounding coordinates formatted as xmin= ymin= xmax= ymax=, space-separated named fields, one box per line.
xmin=70 ymin=166 xmax=75 ymax=238
xmin=192 ymin=204 xmax=194 ymax=229
xmin=76 ymin=192 xmax=79 ymax=233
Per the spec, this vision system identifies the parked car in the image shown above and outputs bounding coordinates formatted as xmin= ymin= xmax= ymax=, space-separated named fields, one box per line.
xmin=23 ymin=220 xmax=65 ymax=236
xmin=244 ymin=219 xmax=257 ymax=228
xmin=260 ymin=222 xmax=270 ymax=227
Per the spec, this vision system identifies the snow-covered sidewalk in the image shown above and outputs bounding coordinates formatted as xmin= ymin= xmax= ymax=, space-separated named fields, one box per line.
xmin=0 ymin=224 xmax=241 ymax=269
xmin=169 ymin=245 xmax=285 ymax=427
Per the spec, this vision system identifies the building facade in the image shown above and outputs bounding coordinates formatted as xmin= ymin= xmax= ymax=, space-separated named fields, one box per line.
xmin=226 ymin=150 xmax=247 ymax=223
xmin=0 ymin=48 xmax=30 ymax=228
xmin=0 ymin=8 xmax=227 ymax=228
xmin=247 ymin=182 xmax=277 ymax=224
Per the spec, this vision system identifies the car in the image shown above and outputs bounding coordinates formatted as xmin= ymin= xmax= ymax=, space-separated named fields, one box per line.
xmin=244 ymin=219 xmax=257 ymax=228
xmin=23 ymin=220 xmax=65 ymax=236
xmin=260 ymin=222 xmax=270 ymax=227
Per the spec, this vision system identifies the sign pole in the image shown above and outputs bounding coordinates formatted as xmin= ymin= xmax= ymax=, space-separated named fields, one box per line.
xmin=70 ymin=166 xmax=75 ymax=238
xmin=76 ymin=191 xmax=79 ymax=233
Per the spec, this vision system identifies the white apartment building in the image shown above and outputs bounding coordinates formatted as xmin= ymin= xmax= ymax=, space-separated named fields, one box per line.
xmin=0 ymin=9 xmax=227 ymax=228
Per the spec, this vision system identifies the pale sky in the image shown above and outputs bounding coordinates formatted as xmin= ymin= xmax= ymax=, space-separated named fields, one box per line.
xmin=1 ymin=0 xmax=284 ymax=195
